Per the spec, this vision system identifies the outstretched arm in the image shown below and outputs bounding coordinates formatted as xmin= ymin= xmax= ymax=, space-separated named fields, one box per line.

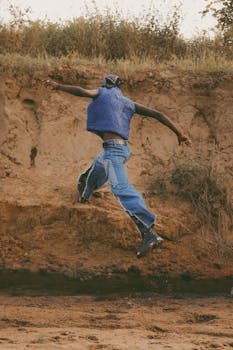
xmin=44 ymin=79 xmax=99 ymax=98
xmin=135 ymin=102 xmax=191 ymax=146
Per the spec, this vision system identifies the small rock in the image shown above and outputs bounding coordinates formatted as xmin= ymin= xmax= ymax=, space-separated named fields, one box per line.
xmin=92 ymin=191 xmax=102 ymax=198
xmin=61 ymin=331 xmax=70 ymax=336
xmin=87 ymin=335 xmax=98 ymax=342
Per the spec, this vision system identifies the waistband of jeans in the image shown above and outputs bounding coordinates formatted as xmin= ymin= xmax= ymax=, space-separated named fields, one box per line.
xmin=103 ymin=139 xmax=128 ymax=147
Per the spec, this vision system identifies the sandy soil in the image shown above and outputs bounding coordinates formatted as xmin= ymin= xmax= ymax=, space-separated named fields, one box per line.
xmin=0 ymin=70 xmax=232 ymax=279
xmin=0 ymin=294 xmax=233 ymax=350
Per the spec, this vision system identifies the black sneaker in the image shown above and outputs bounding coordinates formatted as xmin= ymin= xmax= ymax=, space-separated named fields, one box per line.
xmin=77 ymin=168 xmax=91 ymax=203
xmin=136 ymin=230 xmax=163 ymax=258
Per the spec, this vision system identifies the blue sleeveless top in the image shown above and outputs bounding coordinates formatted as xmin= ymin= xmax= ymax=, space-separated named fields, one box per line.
xmin=86 ymin=87 xmax=136 ymax=140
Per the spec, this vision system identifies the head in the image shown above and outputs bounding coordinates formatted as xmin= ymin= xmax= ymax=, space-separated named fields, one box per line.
xmin=102 ymin=74 xmax=124 ymax=89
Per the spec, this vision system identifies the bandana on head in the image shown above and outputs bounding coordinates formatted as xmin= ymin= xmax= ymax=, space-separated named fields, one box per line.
xmin=102 ymin=74 xmax=124 ymax=88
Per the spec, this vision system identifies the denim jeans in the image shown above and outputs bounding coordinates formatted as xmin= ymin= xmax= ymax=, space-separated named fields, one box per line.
xmin=79 ymin=141 xmax=156 ymax=228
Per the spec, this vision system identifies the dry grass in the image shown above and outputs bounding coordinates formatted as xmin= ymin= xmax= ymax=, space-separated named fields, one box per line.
xmin=0 ymin=53 xmax=232 ymax=82
xmin=173 ymin=56 xmax=233 ymax=73
xmin=0 ymin=2 xmax=232 ymax=74
xmin=171 ymin=163 xmax=232 ymax=244
xmin=150 ymin=161 xmax=232 ymax=250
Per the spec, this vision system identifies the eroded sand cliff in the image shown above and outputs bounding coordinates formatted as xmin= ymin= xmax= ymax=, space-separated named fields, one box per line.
xmin=0 ymin=67 xmax=232 ymax=292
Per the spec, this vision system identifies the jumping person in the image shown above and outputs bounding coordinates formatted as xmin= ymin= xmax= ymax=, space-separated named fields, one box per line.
xmin=44 ymin=74 xmax=191 ymax=258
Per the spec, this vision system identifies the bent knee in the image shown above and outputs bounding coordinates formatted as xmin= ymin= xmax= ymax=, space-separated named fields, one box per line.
xmin=109 ymin=182 xmax=129 ymax=195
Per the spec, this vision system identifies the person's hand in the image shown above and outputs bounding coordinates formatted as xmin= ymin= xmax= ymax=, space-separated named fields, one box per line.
xmin=43 ymin=79 xmax=59 ymax=90
xmin=177 ymin=133 xmax=192 ymax=146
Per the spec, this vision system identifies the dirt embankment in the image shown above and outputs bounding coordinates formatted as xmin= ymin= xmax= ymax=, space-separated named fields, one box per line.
xmin=0 ymin=67 xmax=232 ymax=293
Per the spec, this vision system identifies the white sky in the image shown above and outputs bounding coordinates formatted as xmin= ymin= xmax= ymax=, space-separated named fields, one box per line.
xmin=0 ymin=0 xmax=217 ymax=38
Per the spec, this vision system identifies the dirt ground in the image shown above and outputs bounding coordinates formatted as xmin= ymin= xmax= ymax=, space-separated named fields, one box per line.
xmin=0 ymin=294 xmax=232 ymax=350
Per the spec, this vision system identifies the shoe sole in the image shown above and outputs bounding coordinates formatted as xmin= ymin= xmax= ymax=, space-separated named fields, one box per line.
xmin=77 ymin=167 xmax=98 ymax=203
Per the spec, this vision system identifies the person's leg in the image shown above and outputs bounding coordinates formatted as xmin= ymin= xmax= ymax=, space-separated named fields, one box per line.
xmin=103 ymin=144 xmax=163 ymax=257
xmin=104 ymin=145 xmax=155 ymax=227
xmin=77 ymin=152 xmax=107 ymax=202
